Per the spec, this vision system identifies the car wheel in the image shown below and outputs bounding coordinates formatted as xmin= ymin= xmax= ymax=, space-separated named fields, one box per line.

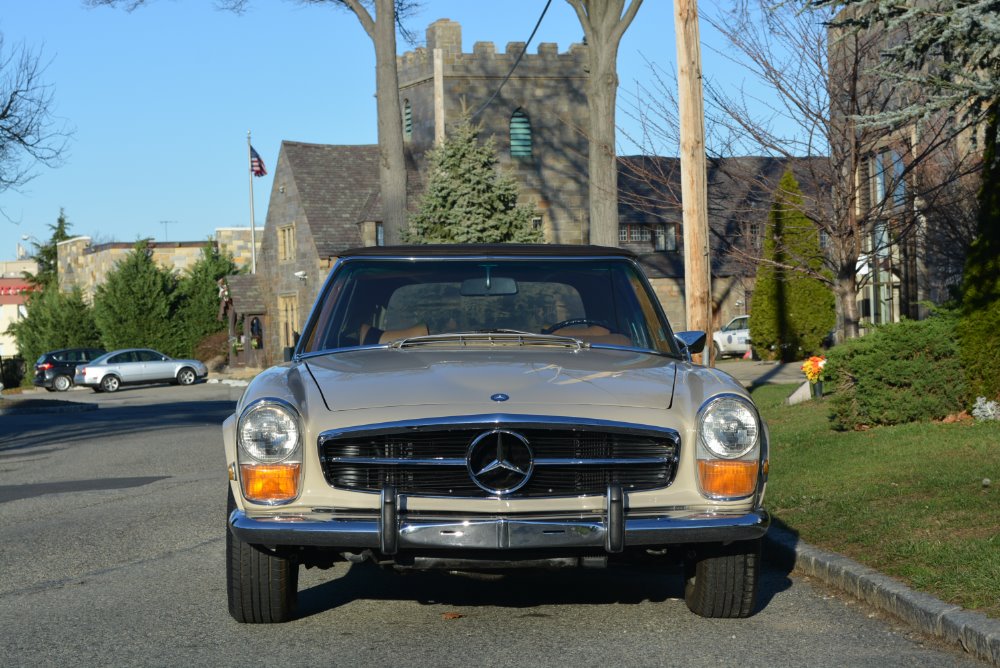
xmin=53 ymin=375 xmax=72 ymax=392
xmin=177 ymin=368 xmax=197 ymax=386
xmin=683 ymin=538 xmax=760 ymax=618
xmin=100 ymin=375 xmax=120 ymax=393
xmin=712 ymin=342 xmax=722 ymax=360
xmin=226 ymin=489 xmax=298 ymax=623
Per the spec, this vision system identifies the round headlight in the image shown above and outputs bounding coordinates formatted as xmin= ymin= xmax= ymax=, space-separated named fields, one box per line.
xmin=699 ymin=396 xmax=759 ymax=459
xmin=238 ymin=401 xmax=300 ymax=463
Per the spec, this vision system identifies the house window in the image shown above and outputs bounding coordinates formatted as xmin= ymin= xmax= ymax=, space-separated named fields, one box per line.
xmin=872 ymin=150 xmax=906 ymax=209
xmin=531 ymin=216 xmax=543 ymax=232
xmin=278 ymin=295 xmax=299 ymax=348
xmin=620 ymin=224 xmax=674 ymax=250
xmin=748 ymin=222 xmax=761 ymax=250
xmin=403 ymin=100 xmax=412 ymax=142
xmin=278 ymin=225 xmax=295 ymax=262
xmin=890 ymin=150 xmax=906 ymax=207
xmin=654 ymin=224 xmax=677 ymax=251
xmin=872 ymin=154 xmax=886 ymax=204
xmin=376 ymin=222 xmax=384 ymax=247
xmin=510 ymin=109 xmax=532 ymax=158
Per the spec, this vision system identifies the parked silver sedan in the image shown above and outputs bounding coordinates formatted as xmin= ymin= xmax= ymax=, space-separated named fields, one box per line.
xmin=75 ymin=348 xmax=208 ymax=392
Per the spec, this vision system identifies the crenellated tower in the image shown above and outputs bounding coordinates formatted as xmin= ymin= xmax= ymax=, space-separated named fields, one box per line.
xmin=397 ymin=19 xmax=591 ymax=244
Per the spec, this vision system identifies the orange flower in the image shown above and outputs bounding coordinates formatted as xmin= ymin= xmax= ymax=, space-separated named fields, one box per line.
xmin=800 ymin=356 xmax=826 ymax=384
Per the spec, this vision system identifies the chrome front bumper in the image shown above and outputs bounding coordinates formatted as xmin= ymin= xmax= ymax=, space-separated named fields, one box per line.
xmin=229 ymin=507 xmax=769 ymax=553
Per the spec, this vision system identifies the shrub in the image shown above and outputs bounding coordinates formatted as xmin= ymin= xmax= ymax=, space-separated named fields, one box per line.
xmin=825 ymin=314 xmax=968 ymax=429
xmin=958 ymin=104 xmax=1000 ymax=400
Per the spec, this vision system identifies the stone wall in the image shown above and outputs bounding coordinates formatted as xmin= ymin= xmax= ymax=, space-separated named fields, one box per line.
xmin=57 ymin=228 xmax=259 ymax=302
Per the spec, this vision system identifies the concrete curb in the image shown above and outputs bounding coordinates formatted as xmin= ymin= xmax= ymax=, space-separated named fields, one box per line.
xmin=766 ymin=526 xmax=1000 ymax=665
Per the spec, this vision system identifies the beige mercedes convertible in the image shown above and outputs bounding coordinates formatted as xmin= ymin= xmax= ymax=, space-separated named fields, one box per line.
xmin=224 ymin=245 xmax=769 ymax=623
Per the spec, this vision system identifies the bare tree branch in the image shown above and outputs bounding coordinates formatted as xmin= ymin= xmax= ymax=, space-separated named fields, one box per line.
xmin=0 ymin=34 xmax=72 ymax=200
xmin=622 ymin=0 xmax=979 ymax=340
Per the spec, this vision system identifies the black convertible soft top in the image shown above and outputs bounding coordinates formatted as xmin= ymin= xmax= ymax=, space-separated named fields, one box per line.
xmin=335 ymin=244 xmax=638 ymax=259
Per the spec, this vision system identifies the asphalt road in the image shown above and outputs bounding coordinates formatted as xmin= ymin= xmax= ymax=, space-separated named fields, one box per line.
xmin=0 ymin=382 xmax=986 ymax=667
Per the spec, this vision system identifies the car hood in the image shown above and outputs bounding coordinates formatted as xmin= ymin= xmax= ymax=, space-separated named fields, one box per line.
xmin=303 ymin=347 xmax=679 ymax=412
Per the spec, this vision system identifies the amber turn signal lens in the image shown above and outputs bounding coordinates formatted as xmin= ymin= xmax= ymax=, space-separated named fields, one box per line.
xmin=698 ymin=459 xmax=759 ymax=498
xmin=240 ymin=463 xmax=301 ymax=503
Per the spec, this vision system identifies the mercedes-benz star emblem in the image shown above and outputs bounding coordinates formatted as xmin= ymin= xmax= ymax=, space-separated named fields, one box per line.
xmin=466 ymin=429 xmax=534 ymax=495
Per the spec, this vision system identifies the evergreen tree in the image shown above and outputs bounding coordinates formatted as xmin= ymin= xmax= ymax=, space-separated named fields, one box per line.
xmin=6 ymin=286 xmax=100 ymax=370
xmin=405 ymin=118 xmax=541 ymax=244
xmin=812 ymin=0 xmax=999 ymax=124
xmin=175 ymin=242 xmax=240 ymax=355
xmin=958 ymin=105 xmax=1000 ymax=399
xmin=92 ymin=240 xmax=182 ymax=354
xmin=749 ymin=171 xmax=836 ymax=361
xmin=24 ymin=208 xmax=73 ymax=287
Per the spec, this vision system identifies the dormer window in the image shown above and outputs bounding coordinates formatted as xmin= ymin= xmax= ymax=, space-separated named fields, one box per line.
xmin=510 ymin=109 xmax=532 ymax=158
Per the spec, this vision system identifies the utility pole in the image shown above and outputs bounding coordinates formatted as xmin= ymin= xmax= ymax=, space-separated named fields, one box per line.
xmin=674 ymin=0 xmax=713 ymax=365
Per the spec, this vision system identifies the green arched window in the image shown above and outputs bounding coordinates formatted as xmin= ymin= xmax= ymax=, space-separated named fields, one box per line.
xmin=510 ymin=109 xmax=532 ymax=158
xmin=403 ymin=100 xmax=412 ymax=141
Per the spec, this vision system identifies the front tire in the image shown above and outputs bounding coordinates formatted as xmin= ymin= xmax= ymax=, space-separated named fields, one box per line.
xmin=177 ymin=368 xmax=196 ymax=386
xmin=684 ymin=539 xmax=761 ymax=618
xmin=713 ymin=342 xmax=722 ymax=360
xmin=53 ymin=375 xmax=72 ymax=392
xmin=100 ymin=375 xmax=120 ymax=393
xmin=226 ymin=489 xmax=298 ymax=623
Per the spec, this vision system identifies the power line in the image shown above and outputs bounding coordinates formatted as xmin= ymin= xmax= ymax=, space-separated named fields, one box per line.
xmin=470 ymin=0 xmax=554 ymax=120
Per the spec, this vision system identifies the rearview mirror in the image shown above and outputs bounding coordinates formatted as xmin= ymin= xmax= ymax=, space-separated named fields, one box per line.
xmin=460 ymin=276 xmax=518 ymax=296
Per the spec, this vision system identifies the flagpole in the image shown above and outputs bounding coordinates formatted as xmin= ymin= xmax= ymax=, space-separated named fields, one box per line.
xmin=247 ymin=130 xmax=257 ymax=274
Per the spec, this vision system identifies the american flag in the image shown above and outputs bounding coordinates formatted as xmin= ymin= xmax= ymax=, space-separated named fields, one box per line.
xmin=250 ymin=145 xmax=267 ymax=177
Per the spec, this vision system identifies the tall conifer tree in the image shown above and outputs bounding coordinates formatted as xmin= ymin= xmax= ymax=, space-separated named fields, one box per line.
xmin=92 ymin=240 xmax=181 ymax=354
xmin=750 ymin=171 xmax=836 ymax=361
xmin=405 ymin=119 xmax=541 ymax=244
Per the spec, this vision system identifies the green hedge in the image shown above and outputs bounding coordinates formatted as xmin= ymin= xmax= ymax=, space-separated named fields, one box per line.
xmin=825 ymin=315 xmax=968 ymax=430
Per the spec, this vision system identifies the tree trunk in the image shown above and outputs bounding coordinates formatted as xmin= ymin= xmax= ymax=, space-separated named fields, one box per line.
xmin=835 ymin=270 xmax=860 ymax=340
xmin=587 ymin=39 xmax=620 ymax=247
xmin=567 ymin=0 xmax=642 ymax=247
xmin=373 ymin=0 xmax=407 ymax=245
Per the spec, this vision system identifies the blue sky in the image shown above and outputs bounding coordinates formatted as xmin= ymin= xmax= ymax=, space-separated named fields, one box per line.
xmin=2 ymin=0 xmax=745 ymax=256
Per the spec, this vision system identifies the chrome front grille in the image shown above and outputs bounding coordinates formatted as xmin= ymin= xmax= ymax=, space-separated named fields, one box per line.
xmin=318 ymin=415 xmax=679 ymax=498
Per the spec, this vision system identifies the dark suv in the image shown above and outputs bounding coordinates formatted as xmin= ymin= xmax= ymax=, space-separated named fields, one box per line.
xmin=33 ymin=348 xmax=106 ymax=392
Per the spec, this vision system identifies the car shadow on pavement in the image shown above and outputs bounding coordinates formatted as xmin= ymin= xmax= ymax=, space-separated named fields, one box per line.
xmin=0 ymin=400 xmax=236 ymax=454
xmin=296 ymin=550 xmax=793 ymax=619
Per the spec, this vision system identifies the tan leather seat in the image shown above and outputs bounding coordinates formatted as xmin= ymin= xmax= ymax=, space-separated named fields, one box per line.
xmin=359 ymin=323 xmax=429 ymax=345
xmin=551 ymin=325 xmax=632 ymax=347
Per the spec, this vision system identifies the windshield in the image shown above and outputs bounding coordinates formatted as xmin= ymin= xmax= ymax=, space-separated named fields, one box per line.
xmin=299 ymin=258 xmax=679 ymax=356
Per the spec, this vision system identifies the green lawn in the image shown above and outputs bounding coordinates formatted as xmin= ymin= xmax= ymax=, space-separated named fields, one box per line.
xmin=754 ymin=384 xmax=1000 ymax=619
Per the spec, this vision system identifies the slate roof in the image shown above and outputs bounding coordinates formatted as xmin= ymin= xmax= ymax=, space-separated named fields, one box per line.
xmin=227 ymin=273 xmax=266 ymax=314
xmin=281 ymin=142 xmax=382 ymax=258
xmin=618 ymin=155 xmax=829 ymax=278
xmin=281 ymin=141 xmax=427 ymax=258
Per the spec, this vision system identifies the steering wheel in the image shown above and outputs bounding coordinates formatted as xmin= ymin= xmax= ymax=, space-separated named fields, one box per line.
xmin=542 ymin=318 xmax=611 ymax=335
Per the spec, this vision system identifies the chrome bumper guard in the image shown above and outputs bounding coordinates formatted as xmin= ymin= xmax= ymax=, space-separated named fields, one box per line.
xmin=230 ymin=486 xmax=769 ymax=552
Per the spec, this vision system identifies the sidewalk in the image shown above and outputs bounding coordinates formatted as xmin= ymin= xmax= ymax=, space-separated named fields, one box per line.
xmin=714 ymin=358 xmax=805 ymax=388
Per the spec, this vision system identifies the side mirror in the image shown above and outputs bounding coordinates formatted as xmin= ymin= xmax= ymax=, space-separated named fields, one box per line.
xmin=675 ymin=331 xmax=707 ymax=360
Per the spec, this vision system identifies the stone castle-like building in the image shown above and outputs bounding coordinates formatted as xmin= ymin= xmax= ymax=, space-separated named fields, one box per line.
xmin=227 ymin=19 xmax=813 ymax=365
